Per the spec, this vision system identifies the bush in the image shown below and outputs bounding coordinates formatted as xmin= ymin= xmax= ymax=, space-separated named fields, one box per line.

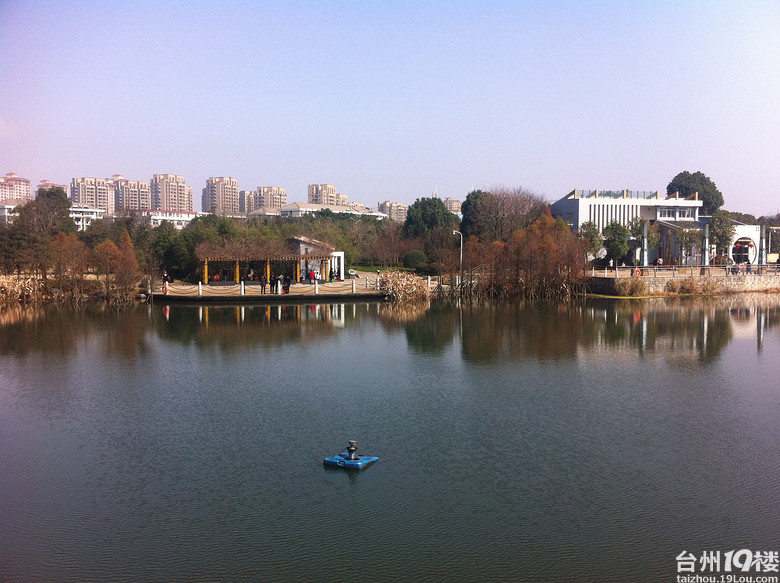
xmin=403 ymin=250 xmax=428 ymax=270
xmin=666 ymin=276 xmax=721 ymax=295
xmin=614 ymin=277 xmax=647 ymax=296
xmin=378 ymin=270 xmax=430 ymax=303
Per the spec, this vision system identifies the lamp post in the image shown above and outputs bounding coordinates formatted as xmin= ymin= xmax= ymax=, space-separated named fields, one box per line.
xmin=453 ymin=230 xmax=463 ymax=272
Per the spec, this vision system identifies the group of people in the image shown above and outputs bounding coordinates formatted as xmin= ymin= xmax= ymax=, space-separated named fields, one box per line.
xmin=241 ymin=272 xmax=292 ymax=294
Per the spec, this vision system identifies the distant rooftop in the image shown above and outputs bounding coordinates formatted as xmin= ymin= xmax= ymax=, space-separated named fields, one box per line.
xmin=566 ymin=189 xmax=699 ymax=201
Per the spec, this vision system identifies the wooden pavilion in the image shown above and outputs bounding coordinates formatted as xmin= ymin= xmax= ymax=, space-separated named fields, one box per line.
xmin=195 ymin=237 xmax=340 ymax=283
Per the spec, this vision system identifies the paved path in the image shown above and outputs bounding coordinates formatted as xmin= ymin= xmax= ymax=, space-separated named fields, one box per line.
xmin=155 ymin=277 xmax=385 ymax=302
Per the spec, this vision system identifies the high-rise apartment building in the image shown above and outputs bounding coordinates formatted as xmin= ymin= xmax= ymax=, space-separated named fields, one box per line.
xmin=70 ymin=177 xmax=115 ymax=215
xmin=0 ymin=173 xmax=32 ymax=201
xmin=443 ymin=197 xmax=462 ymax=214
xmin=37 ymin=180 xmax=69 ymax=194
xmin=308 ymin=184 xmax=347 ymax=206
xmin=113 ymin=175 xmax=151 ymax=212
xmin=378 ymin=200 xmax=409 ymax=222
xmin=150 ymin=174 xmax=193 ymax=212
xmin=202 ymin=177 xmax=240 ymax=215
xmin=242 ymin=186 xmax=287 ymax=213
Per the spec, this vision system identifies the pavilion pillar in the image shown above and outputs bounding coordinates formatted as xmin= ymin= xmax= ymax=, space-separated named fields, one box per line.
xmin=234 ymin=260 xmax=240 ymax=282
xmin=266 ymin=260 xmax=270 ymax=281
xmin=203 ymin=259 xmax=209 ymax=282
xmin=296 ymin=261 xmax=301 ymax=282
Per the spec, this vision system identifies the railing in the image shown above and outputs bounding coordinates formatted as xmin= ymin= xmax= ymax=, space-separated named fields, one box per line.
xmin=592 ymin=264 xmax=780 ymax=278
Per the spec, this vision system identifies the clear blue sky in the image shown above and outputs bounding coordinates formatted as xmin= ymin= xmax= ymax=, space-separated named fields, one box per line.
xmin=2 ymin=0 xmax=779 ymax=215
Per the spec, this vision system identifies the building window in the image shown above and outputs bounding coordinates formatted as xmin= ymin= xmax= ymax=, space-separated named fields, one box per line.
xmin=659 ymin=208 xmax=675 ymax=219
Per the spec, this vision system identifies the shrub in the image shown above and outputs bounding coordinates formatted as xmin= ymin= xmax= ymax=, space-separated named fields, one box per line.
xmin=403 ymin=250 xmax=429 ymax=270
xmin=379 ymin=270 xmax=430 ymax=303
xmin=678 ymin=277 xmax=700 ymax=294
xmin=699 ymin=277 xmax=721 ymax=294
xmin=614 ymin=277 xmax=647 ymax=296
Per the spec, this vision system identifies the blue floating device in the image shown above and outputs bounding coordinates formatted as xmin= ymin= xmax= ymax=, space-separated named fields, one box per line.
xmin=323 ymin=440 xmax=379 ymax=470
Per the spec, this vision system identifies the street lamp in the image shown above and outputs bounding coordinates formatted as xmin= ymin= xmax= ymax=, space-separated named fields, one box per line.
xmin=453 ymin=230 xmax=463 ymax=272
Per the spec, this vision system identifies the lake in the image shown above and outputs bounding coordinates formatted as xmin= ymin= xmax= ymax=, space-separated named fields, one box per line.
xmin=1 ymin=297 xmax=778 ymax=582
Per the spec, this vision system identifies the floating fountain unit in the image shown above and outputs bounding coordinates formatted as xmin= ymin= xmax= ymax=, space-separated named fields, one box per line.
xmin=323 ymin=440 xmax=379 ymax=470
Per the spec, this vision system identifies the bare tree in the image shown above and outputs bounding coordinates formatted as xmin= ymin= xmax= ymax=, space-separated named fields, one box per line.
xmin=461 ymin=186 xmax=547 ymax=243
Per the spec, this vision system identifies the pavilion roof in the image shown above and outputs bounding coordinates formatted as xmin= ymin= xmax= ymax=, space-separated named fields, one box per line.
xmin=195 ymin=237 xmax=335 ymax=261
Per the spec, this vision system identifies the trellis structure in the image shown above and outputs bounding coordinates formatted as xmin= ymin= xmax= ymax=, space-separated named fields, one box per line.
xmin=195 ymin=237 xmax=344 ymax=284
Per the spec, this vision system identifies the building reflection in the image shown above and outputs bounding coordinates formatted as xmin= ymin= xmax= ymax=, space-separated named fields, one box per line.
xmin=0 ymin=297 xmax=778 ymax=362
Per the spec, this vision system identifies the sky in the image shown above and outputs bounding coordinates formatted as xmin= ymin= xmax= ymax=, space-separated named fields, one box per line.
xmin=1 ymin=0 xmax=779 ymax=216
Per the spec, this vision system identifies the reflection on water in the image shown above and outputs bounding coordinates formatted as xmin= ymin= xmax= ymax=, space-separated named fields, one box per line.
xmin=1 ymin=296 xmax=778 ymax=582
xmin=2 ymin=296 xmax=779 ymax=362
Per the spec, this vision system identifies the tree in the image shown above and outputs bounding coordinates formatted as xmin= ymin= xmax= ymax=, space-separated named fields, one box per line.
xmin=709 ymin=210 xmax=736 ymax=255
xmin=667 ymin=171 xmax=724 ymax=214
xmin=676 ymin=229 xmax=700 ymax=264
xmin=458 ymin=187 xmax=547 ymax=243
xmin=459 ymin=190 xmax=489 ymax=239
xmin=11 ymin=186 xmax=75 ymax=278
xmin=627 ymin=217 xmax=660 ymax=250
xmin=579 ymin=221 xmax=603 ymax=258
xmin=114 ymin=230 xmax=141 ymax=296
xmin=51 ymin=233 xmax=88 ymax=293
xmin=602 ymin=221 xmax=630 ymax=262
xmin=403 ymin=197 xmax=459 ymax=238
xmin=91 ymin=239 xmax=119 ymax=296
xmin=503 ymin=214 xmax=587 ymax=299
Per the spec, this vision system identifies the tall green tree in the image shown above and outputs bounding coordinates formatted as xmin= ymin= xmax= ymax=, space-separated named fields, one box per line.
xmin=676 ymin=229 xmax=700 ymax=264
xmin=578 ymin=221 xmax=603 ymax=258
xmin=403 ymin=197 xmax=459 ymax=238
xmin=602 ymin=221 xmax=630 ymax=262
xmin=667 ymin=171 xmax=724 ymax=214
xmin=459 ymin=190 xmax=489 ymax=239
xmin=11 ymin=186 xmax=76 ymax=278
xmin=709 ymin=210 xmax=736 ymax=255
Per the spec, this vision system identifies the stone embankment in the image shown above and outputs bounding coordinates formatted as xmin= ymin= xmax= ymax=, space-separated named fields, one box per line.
xmin=587 ymin=266 xmax=780 ymax=296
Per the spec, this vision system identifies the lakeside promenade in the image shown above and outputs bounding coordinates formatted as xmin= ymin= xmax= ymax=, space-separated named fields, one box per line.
xmin=153 ymin=276 xmax=386 ymax=303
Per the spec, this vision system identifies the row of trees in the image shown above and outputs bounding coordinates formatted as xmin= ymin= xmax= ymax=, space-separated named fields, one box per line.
xmin=3 ymin=173 xmax=778 ymax=302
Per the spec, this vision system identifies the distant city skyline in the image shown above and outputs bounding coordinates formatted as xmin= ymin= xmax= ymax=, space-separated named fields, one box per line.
xmin=2 ymin=2 xmax=778 ymax=216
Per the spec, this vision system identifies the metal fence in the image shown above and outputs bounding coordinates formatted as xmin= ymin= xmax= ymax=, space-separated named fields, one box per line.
xmin=595 ymin=264 xmax=780 ymax=278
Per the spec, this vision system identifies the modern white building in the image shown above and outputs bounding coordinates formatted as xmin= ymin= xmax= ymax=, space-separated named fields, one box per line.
xmin=550 ymin=189 xmax=703 ymax=233
xmin=135 ymin=209 xmax=204 ymax=230
xmin=656 ymin=216 xmax=764 ymax=266
xmin=280 ymin=202 xmax=386 ymax=219
xmin=70 ymin=205 xmax=105 ymax=231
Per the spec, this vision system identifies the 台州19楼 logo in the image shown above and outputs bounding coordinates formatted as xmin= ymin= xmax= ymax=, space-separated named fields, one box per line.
xmin=676 ymin=549 xmax=778 ymax=583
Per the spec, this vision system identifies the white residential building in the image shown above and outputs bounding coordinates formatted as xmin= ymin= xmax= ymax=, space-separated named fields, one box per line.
xmin=113 ymin=175 xmax=151 ymax=212
xmin=150 ymin=174 xmax=193 ymax=212
xmin=308 ymin=184 xmax=348 ymax=206
xmin=241 ymin=186 xmax=287 ymax=213
xmin=280 ymin=202 xmax=386 ymax=219
xmin=202 ymin=177 xmax=240 ymax=215
xmin=70 ymin=205 xmax=105 ymax=231
xmin=0 ymin=173 xmax=32 ymax=201
xmin=70 ymin=177 xmax=115 ymax=216
xmin=135 ymin=209 xmax=204 ymax=229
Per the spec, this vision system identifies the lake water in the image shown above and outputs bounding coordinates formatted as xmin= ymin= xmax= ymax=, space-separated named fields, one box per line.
xmin=1 ymin=298 xmax=778 ymax=582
